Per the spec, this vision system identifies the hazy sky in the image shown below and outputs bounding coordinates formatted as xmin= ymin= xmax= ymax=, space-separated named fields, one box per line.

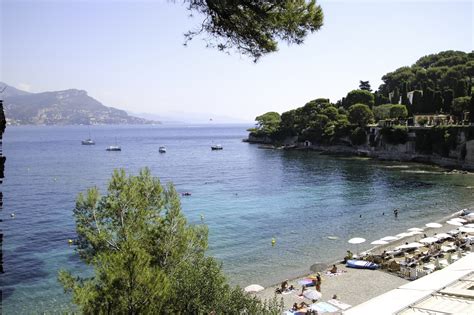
xmin=1 ymin=0 xmax=472 ymax=122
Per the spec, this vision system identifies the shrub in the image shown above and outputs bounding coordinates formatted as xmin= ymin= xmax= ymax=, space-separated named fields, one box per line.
xmin=350 ymin=127 xmax=367 ymax=145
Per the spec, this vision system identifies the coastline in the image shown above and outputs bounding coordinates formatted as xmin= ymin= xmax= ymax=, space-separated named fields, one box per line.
xmin=252 ymin=208 xmax=472 ymax=310
xmin=244 ymin=138 xmax=474 ymax=172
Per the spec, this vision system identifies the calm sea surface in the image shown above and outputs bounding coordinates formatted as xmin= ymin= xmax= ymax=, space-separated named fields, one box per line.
xmin=2 ymin=124 xmax=474 ymax=313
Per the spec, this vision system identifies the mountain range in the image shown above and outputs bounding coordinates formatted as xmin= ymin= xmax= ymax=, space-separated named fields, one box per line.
xmin=0 ymin=82 xmax=157 ymax=125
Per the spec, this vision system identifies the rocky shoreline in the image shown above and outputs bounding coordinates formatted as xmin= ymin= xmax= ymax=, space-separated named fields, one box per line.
xmin=244 ymin=138 xmax=474 ymax=172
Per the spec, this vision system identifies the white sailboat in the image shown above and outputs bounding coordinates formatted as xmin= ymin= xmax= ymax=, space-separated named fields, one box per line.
xmin=81 ymin=126 xmax=95 ymax=145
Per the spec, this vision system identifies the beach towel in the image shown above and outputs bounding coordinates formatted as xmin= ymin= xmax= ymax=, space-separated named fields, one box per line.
xmin=282 ymin=289 xmax=296 ymax=295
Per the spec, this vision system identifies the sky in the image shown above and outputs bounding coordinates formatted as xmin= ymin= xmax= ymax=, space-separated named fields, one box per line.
xmin=1 ymin=0 xmax=473 ymax=122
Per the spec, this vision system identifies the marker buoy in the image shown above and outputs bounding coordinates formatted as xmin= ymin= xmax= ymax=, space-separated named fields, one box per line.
xmin=68 ymin=239 xmax=73 ymax=245
xmin=10 ymin=213 xmax=15 ymax=218
xmin=271 ymin=238 xmax=276 ymax=246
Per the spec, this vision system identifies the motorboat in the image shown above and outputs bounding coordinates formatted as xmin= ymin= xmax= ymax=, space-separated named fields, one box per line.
xmin=211 ymin=144 xmax=223 ymax=150
xmin=81 ymin=138 xmax=95 ymax=145
xmin=159 ymin=146 xmax=166 ymax=153
xmin=106 ymin=145 xmax=121 ymax=151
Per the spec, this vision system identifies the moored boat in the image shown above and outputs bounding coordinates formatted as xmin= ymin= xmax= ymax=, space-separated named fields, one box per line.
xmin=211 ymin=144 xmax=223 ymax=150
xmin=346 ymin=259 xmax=379 ymax=270
xmin=106 ymin=145 xmax=121 ymax=151
xmin=81 ymin=138 xmax=95 ymax=145
xmin=159 ymin=146 xmax=166 ymax=153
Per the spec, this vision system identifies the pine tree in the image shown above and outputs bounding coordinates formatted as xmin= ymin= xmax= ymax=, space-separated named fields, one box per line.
xmin=412 ymin=90 xmax=423 ymax=114
xmin=454 ymin=80 xmax=468 ymax=98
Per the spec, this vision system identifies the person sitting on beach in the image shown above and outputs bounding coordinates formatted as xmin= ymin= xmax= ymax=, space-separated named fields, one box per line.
xmin=281 ymin=279 xmax=289 ymax=291
xmin=329 ymin=264 xmax=338 ymax=274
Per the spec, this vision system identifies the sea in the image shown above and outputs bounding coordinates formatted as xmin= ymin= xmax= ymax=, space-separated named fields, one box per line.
xmin=1 ymin=124 xmax=474 ymax=313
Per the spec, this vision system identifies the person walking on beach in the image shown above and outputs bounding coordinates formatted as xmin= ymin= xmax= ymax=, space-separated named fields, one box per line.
xmin=393 ymin=208 xmax=399 ymax=218
xmin=315 ymin=273 xmax=322 ymax=292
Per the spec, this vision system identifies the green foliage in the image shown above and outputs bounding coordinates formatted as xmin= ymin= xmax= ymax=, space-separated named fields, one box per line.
xmin=183 ymin=0 xmax=324 ymax=61
xmin=452 ymin=96 xmax=471 ymax=115
xmin=348 ymin=103 xmax=374 ymax=126
xmin=433 ymin=91 xmax=444 ymax=112
xmin=417 ymin=116 xmax=428 ymax=126
xmin=391 ymin=87 xmax=400 ymax=105
xmin=390 ymin=104 xmax=408 ymax=119
xmin=380 ymin=126 xmax=409 ymax=145
xmin=442 ymin=89 xmax=454 ymax=113
xmin=59 ymin=169 xmax=281 ymax=314
xmin=345 ymin=89 xmax=375 ymax=108
xmin=350 ymin=127 xmax=367 ymax=145
xmin=454 ymin=79 xmax=468 ymax=97
xmin=412 ymin=90 xmax=423 ymax=114
xmin=359 ymin=80 xmax=372 ymax=92
xmin=253 ymin=111 xmax=281 ymax=137
xmin=470 ymin=96 xmax=474 ymax=123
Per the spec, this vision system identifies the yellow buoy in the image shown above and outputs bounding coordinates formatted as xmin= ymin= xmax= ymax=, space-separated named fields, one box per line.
xmin=68 ymin=239 xmax=73 ymax=245
xmin=271 ymin=238 xmax=276 ymax=246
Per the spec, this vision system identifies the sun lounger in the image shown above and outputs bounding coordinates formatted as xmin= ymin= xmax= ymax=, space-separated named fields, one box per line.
xmin=346 ymin=260 xmax=379 ymax=270
xmin=327 ymin=299 xmax=352 ymax=310
xmin=309 ymin=301 xmax=340 ymax=313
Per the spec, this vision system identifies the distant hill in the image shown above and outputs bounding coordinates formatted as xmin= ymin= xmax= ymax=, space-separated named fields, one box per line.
xmin=0 ymin=82 xmax=158 ymax=125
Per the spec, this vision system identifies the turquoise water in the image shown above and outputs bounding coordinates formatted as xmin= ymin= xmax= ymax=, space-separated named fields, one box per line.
xmin=2 ymin=125 xmax=474 ymax=313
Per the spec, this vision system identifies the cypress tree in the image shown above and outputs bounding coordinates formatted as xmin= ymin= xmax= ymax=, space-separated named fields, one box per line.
xmin=433 ymin=91 xmax=444 ymax=113
xmin=401 ymin=82 xmax=410 ymax=106
xmin=422 ymin=87 xmax=434 ymax=113
xmin=412 ymin=90 xmax=423 ymax=114
xmin=442 ymin=90 xmax=454 ymax=113
xmin=454 ymin=80 xmax=467 ymax=98
xmin=392 ymin=87 xmax=400 ymax=104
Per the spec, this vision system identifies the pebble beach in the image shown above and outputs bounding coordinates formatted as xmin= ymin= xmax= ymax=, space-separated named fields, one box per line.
xmin=253 ymin=209 xmax=473 ymax=311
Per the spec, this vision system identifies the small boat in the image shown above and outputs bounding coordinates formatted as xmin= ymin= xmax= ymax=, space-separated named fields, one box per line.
xmin=81 ymin=138 xmax=95 ymax=145
xmin=211 ymin=144 xmax=223 ymax=150
xmin=346 ymin=260 xmax=378 ymax=270
xmin=159 ymin=146 xmax=166 ymax=153
xmin=82 ymin=126 xmax=95 ymax=145
xmin=106 ymin=145 xmax=121 ymax=151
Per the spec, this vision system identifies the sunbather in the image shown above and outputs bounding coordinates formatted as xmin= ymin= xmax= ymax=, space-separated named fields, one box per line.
xmin=329 ymin=264 xmax=338 ymax=274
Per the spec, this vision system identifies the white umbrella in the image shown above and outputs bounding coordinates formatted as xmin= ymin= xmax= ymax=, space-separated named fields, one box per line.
xmin=407 ymin=231 xmax=423 ymax=236
xmin=451 ymin=218 xmax=467 ymax=223
xmin=459 ymin=226 xmax=474 ymax=233
xmin=380 ymin=236 xmax=398 ymax=242
xmin=467 ymin=213 xmax=474 ymax=217
xmin=244 ymin=284 xmax=264 ymax=293
xmin=396 ymin=232 xmax=412 ymax=238
xmin=348 ymin=237 xmax=366 ymax=244
xmin=371 ymin=240 xmax=388 ymax=245
xmin=407 ymin=228 xmax=424 ymax=232
xmin=303 ymin=289 xmax=322 ymax=300
xmin=425 ymin=223 xmax=442 ymax=228
xmin=419 ymin=237 xmax=439 ymax=244
xmin=397 ymin=242 xmax=424 ymax=249
xmin=446 ymin=220 xmax=463 ymax=226
xmin=434 ymin=233 xmax=451 ymax=239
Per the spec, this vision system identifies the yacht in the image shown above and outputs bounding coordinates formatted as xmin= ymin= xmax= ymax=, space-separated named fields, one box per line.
xmin=81 ymin=138 xmax=95 ymax=145
xmin=211 ymin=144 xmax=223 ymax=150
xmin=159 ymin=146 xmax=166 ymax=153
xmin=106 ymin=145 xmax=121 ymax=151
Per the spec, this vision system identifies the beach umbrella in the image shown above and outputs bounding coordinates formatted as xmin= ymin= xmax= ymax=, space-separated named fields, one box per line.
xmin=425 ymin=223 xmax=442 ymax=228
xmin=244 ymin=284 xmax=264 ymax=293
xmin=310 ymin=263 xmax=328 ymax=273
xmin=397 ymin=242 xmax=424 ymax=249
xmin=446 ymin=220 xmax=463 ymax=226
xmin=348 ymin=237 xmax=366 ymax=244
xmin=447 ymin=229 xmax=460 ymax=236
xmin=303 ymin=289 xmax=322 ymax=301
xmin=396 ymin=232 xmax=412 ymax=238
xmin=467 ymin=213 xmax=474 ymax=217
xmin=419 ymin=237 xmax=439 ymax=244
xmin=466 ymin=224 xmax=474 ymax=228
xmin=371 ymin=240 xmax=388 ymax=245
xmin=434 ymin=233 xmax=451 ymax=239
xmin=407 ymin=231 xmax=423 ymax=236
xmin=407 ymin=228 xmax=424 ymax=232
xmin=451 ymin=218 xmax=467 ymax=223
xmin=380 ymin=236 xmax=398 ymax=242
xmin=459 ymin=226 xmax=474 ymax=233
